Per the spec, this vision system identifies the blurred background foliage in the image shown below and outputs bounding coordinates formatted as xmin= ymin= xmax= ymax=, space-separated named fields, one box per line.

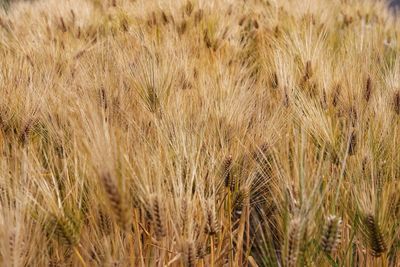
xmin=1 ymin=0 xmax=400 ymax=11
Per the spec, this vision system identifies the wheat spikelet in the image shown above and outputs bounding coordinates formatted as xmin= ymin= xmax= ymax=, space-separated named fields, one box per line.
xmin=59 ymin=17 xmax=67 ymax=33
xmin=364 ymin=76 xmax=372 ymax=102
xmin=70 ymin=9 xmax=76 ymax=24
xmin=239 ymin=15 xmax=247 ymax=26
xmin=151 ymin=194 xmax=167 ymax=239
xmin=351 ymin=241 xmax=360 ymax=266
xmin=185 ymin=1 xmax=194 ymax=17
xmin=283 ymin=86 xmax=290 ymax=107
xmin=100 ymin=172 xmax=128 ymax=229
xmin=9 ymin=229 xmax=15 ymax=262
xmin=232 ymin=189 xmax=247 ymax=223
xmin=196 ymin=242 xmax=210 ymax=259
xmin=222 ymin=155 xmax=233 ymax=189
xmin=348 ymin=128 xmax=357 ymax=155
xmin=393 ymin=91 xmax=400 ymax=115
xmin=287 ymin=217 xmax=301 ymax=267
xmin=147 ymin=12 xmax=158 ymax=28
xmin=303 ymin=60 xmax=313 ymax=82
xmin=349 ymin=106 xmax=358 ymax=127
xmin=99 ymin=87 xmax=108 ymax=110
xmin=321 ymin=215 xmax=342 ymax=255
xmin=98 ymin=211 xmax=113 ymax=236
xmin=332 ymin=83 xmax=341 ymax=107
xmin=177 ymin=20 xmax=187 ymax=35
xmin=49 ymin=214 xmax=79 ymax=247
xmin=363 ymin=214 xmax=386 ymax=257
xmin=271 ymin=72 xmax=279 ymax=89
xmin=160 ymin=11 xmax=169 ymax=25
xmin=299 ymin=225 xmax=312 ymax=267
xmin=204 ymin=200 xmax=219 ymax=236
xmin=253 ymin=19 xmax=259 ymax=29
xmin=194 ymin=9 xmax=203 ymax=25
xmin=19 ymin=118 xmax=34 ymax=146
xmin=181 ymin=239 xmax=196 ymax=267
xmin=203 ymin=30 xmax=212 ymax=49
xmin=180 ymin=197 xmax=189 ymax=237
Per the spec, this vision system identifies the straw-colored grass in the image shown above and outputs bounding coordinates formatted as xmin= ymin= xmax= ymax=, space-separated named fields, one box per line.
xmin=0 ymin=0 xmax=399 ymax=266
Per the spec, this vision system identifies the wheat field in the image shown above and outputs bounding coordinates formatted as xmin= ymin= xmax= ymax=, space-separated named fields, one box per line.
xmin=0 ymin=0 xmax=399 ymax=266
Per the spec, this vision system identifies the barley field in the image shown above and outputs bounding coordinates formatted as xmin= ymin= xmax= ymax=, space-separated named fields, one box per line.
xmin=0 ymin=0 xmax=399 ymax=266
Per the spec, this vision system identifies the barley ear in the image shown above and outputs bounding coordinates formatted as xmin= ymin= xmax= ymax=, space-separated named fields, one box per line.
xmin=393 ymin=91 xmax=400 ymax=115
xmin=181 ymin=239 xmax=196 ymax=267
xmin=364 ymin=76 xmax=372 ymax=102
xmin=321 ymin=215 xmax=342 ymax=255
xmin=49 ymin=214 xmax=80 ymax=247
xmin=151 ymin=194 xmax=167 ymax=239
xmin=204 ymin=200 xmax=219 ymax=236
xmin=222 ymin=155 xmax=233 ymax=189
xmin=100 ymin=172 xmax=128 ymax=230
xmin=287 ymin=217 xmax=301 ymax=267
xmin=363 ymin=214 xmax=386 ymax=257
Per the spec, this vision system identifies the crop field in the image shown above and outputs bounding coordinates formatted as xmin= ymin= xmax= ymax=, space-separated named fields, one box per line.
xmin=0 ymin=0 xmax=399 ymax=266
